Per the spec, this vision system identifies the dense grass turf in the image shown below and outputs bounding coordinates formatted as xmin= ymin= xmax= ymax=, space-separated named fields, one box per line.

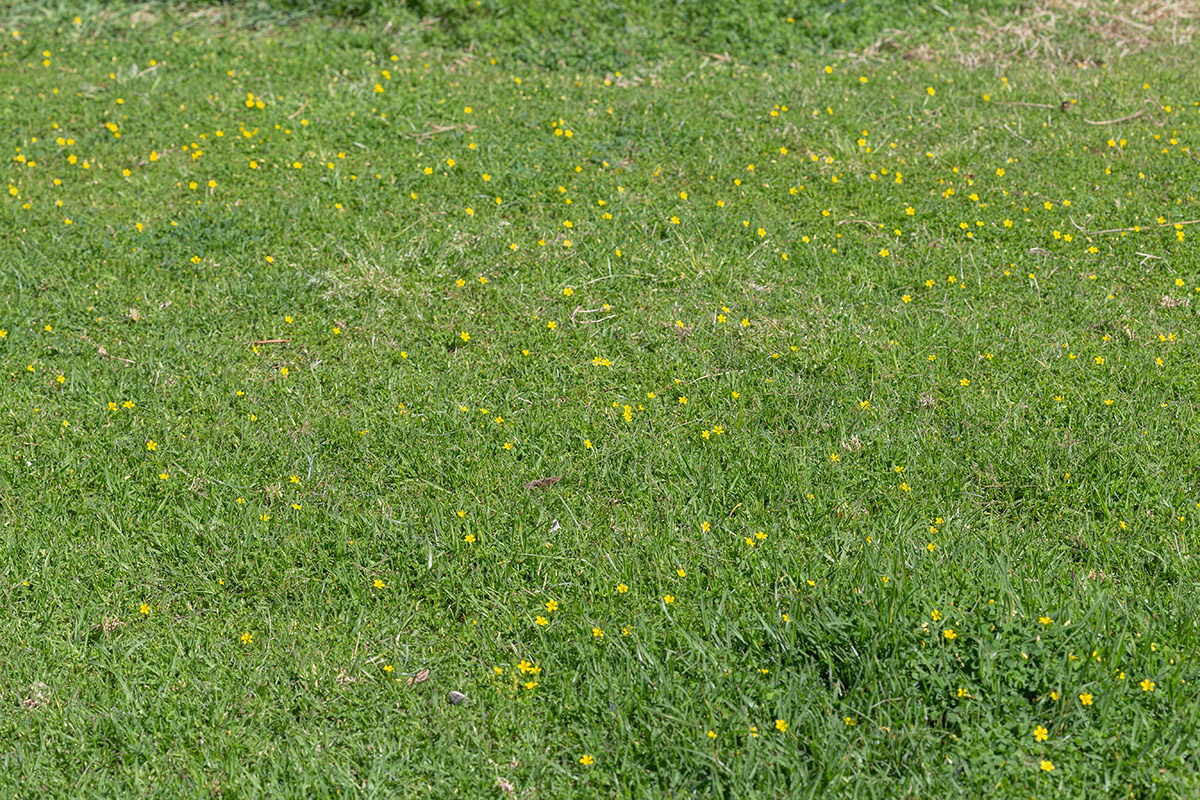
xmin=2 ymin=2 xmax=1199 ymax=797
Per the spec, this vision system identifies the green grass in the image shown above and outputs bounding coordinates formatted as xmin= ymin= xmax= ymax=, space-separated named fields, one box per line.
xmin=2 ymin=2 xmax=1200 ymax=797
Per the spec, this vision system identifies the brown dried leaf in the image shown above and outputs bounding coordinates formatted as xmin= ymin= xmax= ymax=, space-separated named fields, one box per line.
xmin=406 ymin=668 xmax=430 ymax=687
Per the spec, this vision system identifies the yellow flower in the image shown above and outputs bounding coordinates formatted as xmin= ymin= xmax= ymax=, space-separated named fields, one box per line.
xmin=1079 ymin=692 xmax=1093 ymax=706
xmin=663 ymin=595 xmax=675 ymax=605
xmin=1140 ymin=679 xmax=1155 ymax=692
xmin=943 ymin=628 xmax=957 ymax=640
xmin=1034 ymin=725 xmax=1048 ymax=742
xmin=1040 ymin=760 xmax=1054 ymax=772
xmin=775 ymin=719 xmax=788 ymax=732
xmin=579 ymin=755 xmax=594 ymax=766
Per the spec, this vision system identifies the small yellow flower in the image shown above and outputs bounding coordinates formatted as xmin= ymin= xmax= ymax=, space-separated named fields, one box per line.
xmin=579 ymin=754 xmax=594 ymax=766
xmin=1079 ymin=692 xmax=1093 ymax=706
xmin=241 ymin=632 xmax=253 ymax=644
xmin=1040 ymin=760 xmax=1054 ymax=772
xmin=1034 ymin=725 xmax=1048 ymax=742
xmin=139 ymin=603 xmax=150 ymax=615
xmin=1140 ymin=679 xmax=1155 ymax=692
xmin=775 ymin=719 xmax=788 ymax=732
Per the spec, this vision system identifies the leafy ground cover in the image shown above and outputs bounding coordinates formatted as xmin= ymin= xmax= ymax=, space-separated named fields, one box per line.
xmin=2 ymin=2 xmax=1199 ymax=797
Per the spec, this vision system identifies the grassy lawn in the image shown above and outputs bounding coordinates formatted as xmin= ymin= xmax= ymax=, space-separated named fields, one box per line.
xmin=2 ymin=2 xmax=1199 ymax=796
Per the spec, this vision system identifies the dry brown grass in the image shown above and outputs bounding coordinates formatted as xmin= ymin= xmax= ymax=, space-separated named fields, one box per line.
xmin=850 ymin=0 xmax=1198 ymax=67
